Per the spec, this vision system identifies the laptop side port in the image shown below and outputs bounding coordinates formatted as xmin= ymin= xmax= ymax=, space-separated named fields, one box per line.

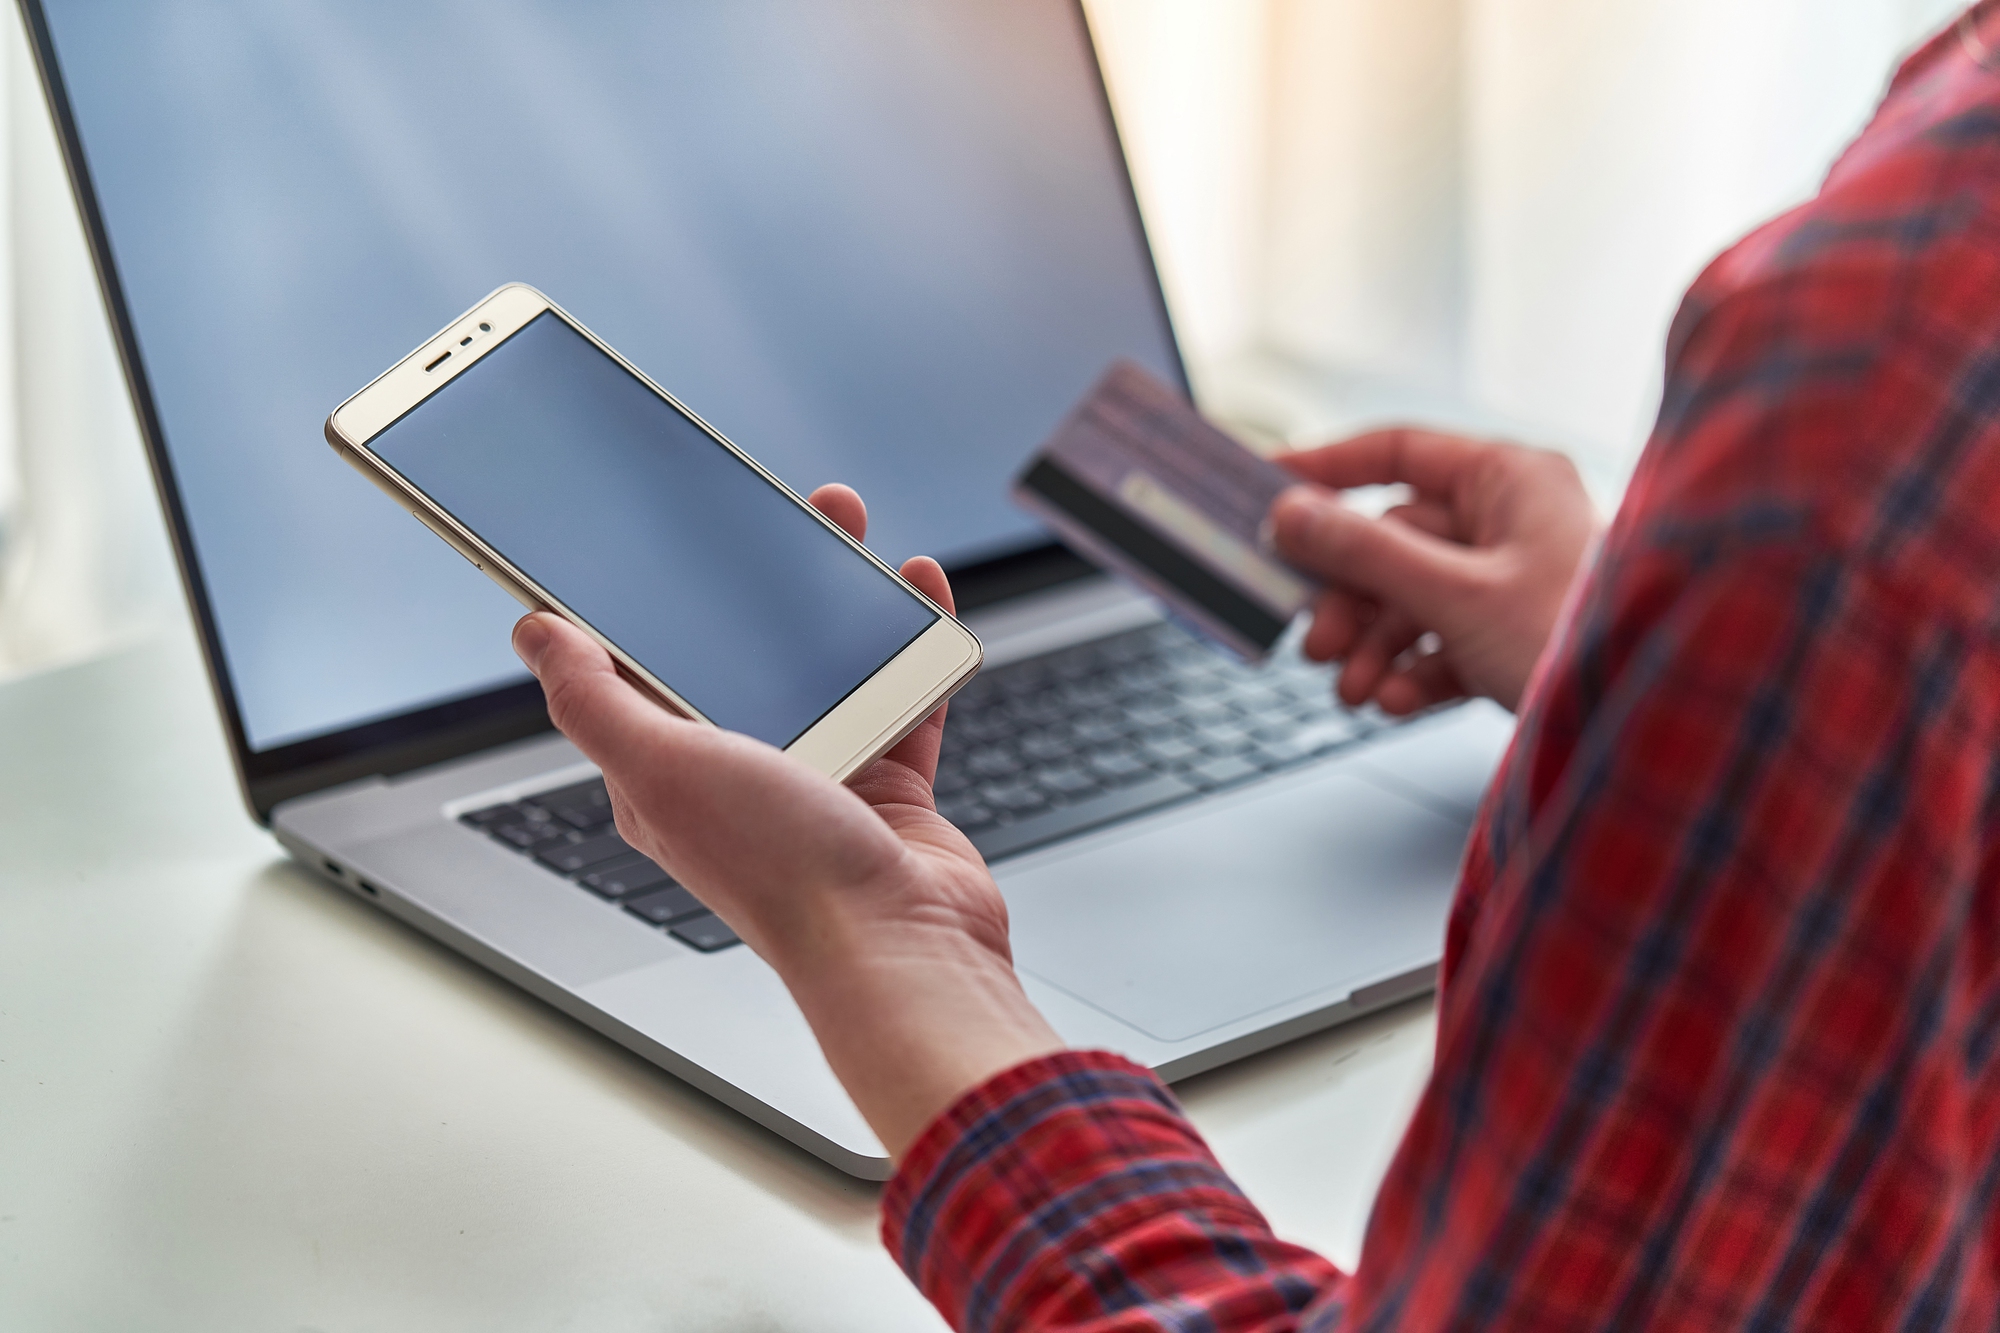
xmin=318 ymin=857 xmax=381 ymax=898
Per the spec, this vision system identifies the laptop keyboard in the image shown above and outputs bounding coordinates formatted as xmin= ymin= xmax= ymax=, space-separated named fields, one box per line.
xmin=938 ymin=621 xmax=1396 ymax=860
xmin=459 ymin=781 xmax=744 ymax=953
xmin=460 ymin=620 xmax=1399 ymax=950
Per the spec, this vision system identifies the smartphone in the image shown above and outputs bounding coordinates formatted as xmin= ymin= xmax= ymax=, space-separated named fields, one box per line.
xmin=325 ymin=284 xmax=982 ymax=783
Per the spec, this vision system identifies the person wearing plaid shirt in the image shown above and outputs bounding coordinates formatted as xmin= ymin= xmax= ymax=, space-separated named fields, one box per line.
xmin=512 ymin=5 xmax=2000 ymax=1328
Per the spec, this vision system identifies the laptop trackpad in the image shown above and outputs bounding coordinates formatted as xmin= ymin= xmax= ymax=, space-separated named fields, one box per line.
xmin=998 ymin=764 xmax=1474 ymax=1044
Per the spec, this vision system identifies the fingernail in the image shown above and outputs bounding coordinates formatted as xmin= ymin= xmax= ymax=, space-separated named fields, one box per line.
xmin=512 ymin=615 xmax=550 ymax=671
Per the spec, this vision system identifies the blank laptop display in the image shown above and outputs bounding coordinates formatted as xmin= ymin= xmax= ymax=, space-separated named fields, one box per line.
xmin=37 ymin=0 xmax=1180 ymax=756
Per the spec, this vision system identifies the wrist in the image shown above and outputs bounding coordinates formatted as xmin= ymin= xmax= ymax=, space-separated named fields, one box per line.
xmin=773 ymin=885 xmax=1066 ymax=1158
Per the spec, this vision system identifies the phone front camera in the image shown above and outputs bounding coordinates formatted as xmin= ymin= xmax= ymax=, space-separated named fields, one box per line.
xmin=479 ymin=322 xmax=492 ymax=332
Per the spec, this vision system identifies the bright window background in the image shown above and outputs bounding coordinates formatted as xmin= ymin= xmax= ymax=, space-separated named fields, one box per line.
xmin=0 ymin=0 xmax=1969 ymax=681
xmin=1089 ymin=0 xmax=1966 ymax=473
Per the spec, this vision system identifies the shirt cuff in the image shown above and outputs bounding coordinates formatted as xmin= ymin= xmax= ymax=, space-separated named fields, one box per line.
xmin=882 ymin=1049 xmax=1306 ymax=1331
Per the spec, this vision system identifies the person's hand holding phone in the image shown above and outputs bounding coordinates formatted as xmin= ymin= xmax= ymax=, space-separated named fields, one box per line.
xmin=1268 ymin=429 xmax=1603 ymax=715
xmin=511 ymin=484 xmax=1063 ymax=1159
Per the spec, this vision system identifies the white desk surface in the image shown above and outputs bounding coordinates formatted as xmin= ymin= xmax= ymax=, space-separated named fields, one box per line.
xmin=0 ymin=616 xmax=1436 ymax=1331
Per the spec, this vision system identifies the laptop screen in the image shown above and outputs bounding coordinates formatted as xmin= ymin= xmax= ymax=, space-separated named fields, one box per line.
xmin=34 ymin=1 xmax=1180 ymax=758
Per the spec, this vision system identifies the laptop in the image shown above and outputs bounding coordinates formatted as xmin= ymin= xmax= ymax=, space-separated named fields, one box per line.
xmin=26 ymin=0 xmax=1513 ymax=1178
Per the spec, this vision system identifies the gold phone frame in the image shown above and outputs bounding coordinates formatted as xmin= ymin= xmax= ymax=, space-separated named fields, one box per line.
xmin=324 ymin=283 xmax=983 ymax=784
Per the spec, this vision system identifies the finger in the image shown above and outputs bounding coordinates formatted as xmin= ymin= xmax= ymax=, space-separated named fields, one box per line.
xmin=1383 ymin=500 xmax=1455 ymax=541
xmin=1376 ymin=652 xmax=1468 ymax=717
xmin=1270 ymin=486 xmax=1485 ymax=626
xmin=1301 ymin=506 xmax=1450 ymax=665
xmin=1337 ymin=606 xmax=1425 ymax=707
xmin=809 ymin=483 xmax=868 ymax=543
xmin=802 ymin=497 xmax=961 ymax=788
xmin=899 ymin=554 xmax=955 ymax=616
xmin=1301 ymin=586 xmax=1368 ymax=664
xmin=1277 ymin=428 xmax=1492 ymax=497
xmin=868 ymin=555 xmax=958 ymax=793
xmin=514 ymin=612 xmax=690 ymax=773
xmin=803 ymin=490 xmax=956 ymax=797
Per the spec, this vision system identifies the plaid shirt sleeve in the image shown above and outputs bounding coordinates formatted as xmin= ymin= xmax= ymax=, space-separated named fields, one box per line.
xmin=884 ymin=20 xmax=2000 ymax=1333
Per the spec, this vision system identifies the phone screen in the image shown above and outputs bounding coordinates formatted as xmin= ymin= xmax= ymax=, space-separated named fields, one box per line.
xmin=369 ymin=311 xmax=940 ymax=749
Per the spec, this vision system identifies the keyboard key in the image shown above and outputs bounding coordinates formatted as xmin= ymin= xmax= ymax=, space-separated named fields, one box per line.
xmin=670 ymin=913 xmax=742 ymax=952
xmin=979 ymin=781 xmax=1051 ymax=816
xmin=625 ymin=884 xmax=707 ymax=925
xmin=578 ymin=855 xmax=672 ymax=900
xmin=1086 ymin=751 xmax=1152 ymax=785
xmin=1221 ymin=690 xmax=1286 ymax=718
xmin=1247 ymin=741 xmax=1306 ymax=769
xmin=1139 ymin=734 xmax=1203 ymax=765
xmin=967 ymin=748 xmax=1025 ymax=779
xmin=1112 ymin=659 xmax=1171 ymax=688
xmin=1291 ymin=715 xmax=1370 ymax=750
xmin=1286 ymin=691 xmax=1344 ymax=717
xmin=1003 ymin=697 xmax=1066 ymax=726
xmin=1249 ymin=718 xmax=1367 ymax=767
xmin=493 ymin=823 xmax=571 ymax=854
xmin=1036 ymin=765 xmax=1103 ymax=799
xmin=1188 ymin=755 xmax=1261 ymax=789
xmin=490 ymin=809 xmax=549 ymax=831
xmin=1194 ymin=722 xmax=1257 ymax=753
xmin=1350 ymin=703 xmax=1395 ymax=731
xmin=936 ymin=797 xmax=997 ymax=831
xmin=536 ymin=831 xmax=635 ymax=875
xmin=1071 ymin=717 xmax=1130 ymax=745
xmin=460 ymin=774 xmax=745 ymax=959
xmin=1250 ymin=737 xmax=1318 ymax=767
xmin=969 ymin=774 xmax=1200 ymax=861
xmin=1182 ymin=701 xmax=1239 ymax=727
xmin=1018 ymin=732 xmax=1076 ymax=763
xmin=1058 ymin=680 xmax=1117 ymax=711
xmin=551 ymin=801 xmax=616 ymax=832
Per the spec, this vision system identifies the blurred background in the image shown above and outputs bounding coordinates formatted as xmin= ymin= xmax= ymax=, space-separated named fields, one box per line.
xmin=0 ymin=0 xmax=1967 ymax=684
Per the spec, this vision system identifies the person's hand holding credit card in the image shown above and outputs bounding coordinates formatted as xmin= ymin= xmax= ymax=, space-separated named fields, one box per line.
xmin=1016 ymin=361 xmax=1603 ymax=715
xmin=1012 ymin=361 xmax=1317 ymax=661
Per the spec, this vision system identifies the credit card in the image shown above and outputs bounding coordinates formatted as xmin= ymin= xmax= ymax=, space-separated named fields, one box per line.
xmin=1013 ymin=360 xmax=1315 ymax=661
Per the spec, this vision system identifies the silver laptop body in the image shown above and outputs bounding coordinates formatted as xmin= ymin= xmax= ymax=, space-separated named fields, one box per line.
xmin=29 ymin=0 xmax=1511 ymax=1179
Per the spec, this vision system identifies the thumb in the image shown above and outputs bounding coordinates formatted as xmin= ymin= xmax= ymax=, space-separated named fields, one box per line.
xmin=1270 ymin=487 xmax=1486 ymax=627
xmin=514 ymin=612 xmax=686 ymax=771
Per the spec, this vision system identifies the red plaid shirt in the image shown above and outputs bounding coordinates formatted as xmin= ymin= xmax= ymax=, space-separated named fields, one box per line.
xmin=882 ymin=16 xmax=2000 ymax=1331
